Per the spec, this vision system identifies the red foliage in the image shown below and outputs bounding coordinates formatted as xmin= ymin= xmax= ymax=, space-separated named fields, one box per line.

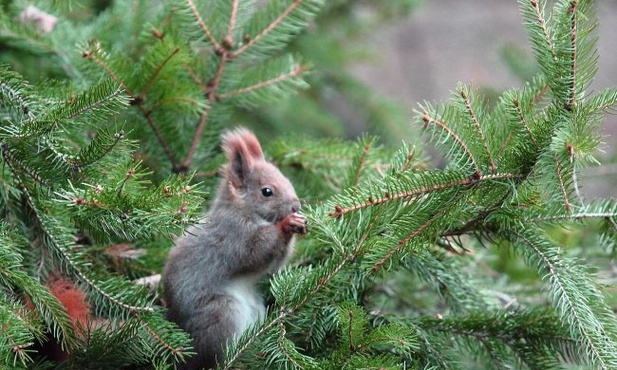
xmin=47 ymin=277 xmax=90 ymax=334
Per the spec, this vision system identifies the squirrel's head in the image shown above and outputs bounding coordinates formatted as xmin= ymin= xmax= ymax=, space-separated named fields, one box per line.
xmin=220 ymin=127 xmax=300 ymax=223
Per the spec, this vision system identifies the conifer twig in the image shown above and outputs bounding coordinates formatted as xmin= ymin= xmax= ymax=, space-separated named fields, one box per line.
xmin=83 ymin=51 xmax=178 ymax=168
xmin=230 ymin=0 xmax=304 ymax=58
xmin=513 ymin=230 xmax=609 ymax=369
xmin=7 ymin=162 xmax=154 ymax=314
xmin=139 ymin=47 xmax=180 ymax=99
xmin=329 ymin=173 xmax=522 ymax=218
xmin=217 ymin=64 xmax=308 ymax=99
xmin=460 ymin=88 xmax=496 ymax=173
xmin=186 ymin=0 xmax=221 ymax=51
xmin=0 ymin=142 xmax=50 ymax=187
xmin=529 ymin=0 xmax=555 ymax=55
xmin=371 ymin=193 xmax=464 ymax=274
xmin=512 ymin=98 xmax=538 ymax=148
xmin=553 ymin=152 xmax=572 ymax=212
xmin=138 ymin=315 xmax=185 ymax=361
xmin=421 ymin=111 xmax=480 ymax=175
xmin=182 ymin=52 xmax=228 ymax=171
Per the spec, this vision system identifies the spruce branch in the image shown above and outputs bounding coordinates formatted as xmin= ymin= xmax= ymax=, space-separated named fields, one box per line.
xmin=512 ymin=98 xmax=538 ymax=148
xmin=82 ymin=49 xmax=178 ymax=169
xmin=0 ymin=143 xmax=50 ymax=187
xmin=552 ymin=152 xmax=572 ymax=212
xmin=138 ymin=47 xmax=181 ymax=100
xmin=459 ymin=87 xmax=496 ymax=173
xmin=7 ymin=162 xmax=154 ymax=315
xmin=231 ymin=0 xmax=303 ymax=58
xmin=421 ymin=111 xmax=480 ymax=175
xmin=137 ymin=314 xmax=186 ymax=362
xmin=180 ymin=52 xmax=228 ymax=172
xmin=329 ymin=172 xmax=521 ymax=219
xmin=0 ymin=72 xmax=36 ymax=121
xmin=528 ymin=0 xmax=556 ymax=56
xmin=511 ymin=229 xmax=617 ymax=369
xmin=185 ymin=0 xmax=222 ymax=50
xmin=217 ymin=64 xmax=307 ymax=100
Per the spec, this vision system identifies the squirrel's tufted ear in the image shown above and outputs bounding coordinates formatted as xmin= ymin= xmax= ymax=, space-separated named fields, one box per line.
xmin=221 ymin=127 xmax=264 ymax=188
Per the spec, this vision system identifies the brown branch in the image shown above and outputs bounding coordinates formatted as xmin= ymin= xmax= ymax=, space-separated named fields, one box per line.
xmin=217 ymin=64 xmax=307 ymax=100
xmin=371 ymin=188 xmax=471 ymax=274
xmin=553 ymin=152 xmax=571 ymax=212
xmin=83 ymin=51 xmax=134 ymax=96
xmin=186 ymin=0 xmax=221 ymax=50
xmin=136 ymin=105 xmax=178 ymax=168
xmin=400 ymin=150 xmax=416 ymax=172
xmin=139 ymin=47 xmax=180 ymax=99
xmin=460 ymin=88 xmax=496 ymax=173
xmin=226 ymin=0 xmax=239 ymax=48
xmin=84 ymin=49 xmax=179 ymax=169
xmin=138 ymin=315 xmax=185 ymax=361
xmin=422 ymin=111 xmax=480 ymax=175
xmin=329 ymin=173 xmax=523 ymax=218
xmin=231 ymin=0 xmax=303 ymax=58
xmin=530 ymin=0 xmax=555 ymax=55
xmin=181 ymin=53 xmax=229 ymax=171
xmin=371 ymin=214 xmax=437 ymax=274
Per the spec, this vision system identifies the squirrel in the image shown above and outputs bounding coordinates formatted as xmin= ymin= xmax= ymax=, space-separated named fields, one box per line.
xmin=163 ymin=127 xmax=306 ymax=370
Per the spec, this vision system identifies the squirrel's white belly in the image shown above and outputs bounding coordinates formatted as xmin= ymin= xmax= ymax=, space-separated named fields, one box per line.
xmin=225 ymin=276 xmax=265 ymax=336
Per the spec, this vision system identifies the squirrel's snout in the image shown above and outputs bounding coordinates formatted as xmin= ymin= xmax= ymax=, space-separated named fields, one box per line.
xmin=291 ymin=198 xmax=300 ymax=213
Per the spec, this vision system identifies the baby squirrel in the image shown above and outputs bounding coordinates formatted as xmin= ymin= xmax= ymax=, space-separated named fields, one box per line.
xmin=163 ymin=127 xmax=306 ymax=370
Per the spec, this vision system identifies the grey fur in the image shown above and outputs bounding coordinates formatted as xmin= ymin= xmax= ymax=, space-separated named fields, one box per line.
xmin=163 ymin=128 xmax=305 ymax=370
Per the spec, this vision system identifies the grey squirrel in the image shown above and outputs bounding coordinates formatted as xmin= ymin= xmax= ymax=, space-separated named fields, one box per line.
xmin=163 ymin=127 xmax=306 ymax=370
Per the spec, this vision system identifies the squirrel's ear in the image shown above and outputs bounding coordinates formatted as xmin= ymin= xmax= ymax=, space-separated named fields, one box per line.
xmin=221 ymin=128 xmax=264 ymax=188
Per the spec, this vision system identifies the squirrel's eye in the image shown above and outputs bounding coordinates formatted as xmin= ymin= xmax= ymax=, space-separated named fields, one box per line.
xmin=261 ymin=187 xmax=273 ymax=197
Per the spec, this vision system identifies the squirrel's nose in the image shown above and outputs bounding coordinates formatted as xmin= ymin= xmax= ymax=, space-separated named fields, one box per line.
xmin=291 ymin=198 xmax=300 ymax=213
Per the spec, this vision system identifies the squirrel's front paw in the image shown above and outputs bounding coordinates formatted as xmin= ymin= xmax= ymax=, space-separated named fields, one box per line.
xmin=281 ymin=212 xmax=307 ymax=235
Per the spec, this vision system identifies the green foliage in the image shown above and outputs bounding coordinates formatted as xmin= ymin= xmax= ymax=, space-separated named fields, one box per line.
xmin=1 ymin=0 xmax=617 ymax=370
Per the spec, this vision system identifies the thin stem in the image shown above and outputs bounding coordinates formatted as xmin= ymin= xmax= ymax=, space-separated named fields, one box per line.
xmin=460 ymin=88 xmax=496 ymax=173
xmin=83 ymin=52 xmax=134 ymax=96
xmin=138 ymin=315 xmax=185 ymax=360
xmin=84 ymin=50 xmax=178 ymax=168
xmin=329 ymin=173 xmax=522 ymax=218
xmin=553 ymin=152 xmax=572 ymax=212
xmin=217 ymin=64 xmax=307 ymax=99
xmin=231 ymin=0 xmax=303 ymax=58
xmin=227 ymin=0 xmax=239 ymax=45
xmin=139 ymin=47 xmax=180 ymax=99
xmin=512 ymin=98 xmax=538 ymax=148
xmin=182 ymin=52 xmax=228 ymax=171
xmin=137 ymin=105 xmax=178 ymax=168
xmin=186 ymin=0 xmax=221 ymax=50
xmin=422 ymin=111 xmax=480 ymax=175
xmin=530 ymin=0 xmax=556 ymax=56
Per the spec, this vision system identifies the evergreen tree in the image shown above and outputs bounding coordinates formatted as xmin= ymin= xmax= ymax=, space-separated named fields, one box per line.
xmin=1 ymin=0 xmax=617 ymax=369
